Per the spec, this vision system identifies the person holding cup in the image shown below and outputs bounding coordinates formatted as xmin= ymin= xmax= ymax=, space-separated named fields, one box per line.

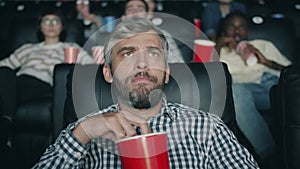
xmin=33 ymin=17 xmax=258 ymax=169
xmin=76 ymin=0 xmax=104 ymax=41
xmin=0 ymin=10 xmax=93 ymax=124
xmin=216 ymin=11 xmax=291 ymax=168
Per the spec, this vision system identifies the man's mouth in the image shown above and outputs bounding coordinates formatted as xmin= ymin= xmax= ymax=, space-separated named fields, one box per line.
xmin=130 ymin=72 xmax=156 ymax=84
xmin=234 ymin=35 xmax=241 ymax=42
xmin=131 ymin=77 xmax=152 ymax=84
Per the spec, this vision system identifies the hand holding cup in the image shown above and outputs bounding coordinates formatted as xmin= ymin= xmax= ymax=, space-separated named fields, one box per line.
xmin=236 ymin=41 xmax=257 ymax=66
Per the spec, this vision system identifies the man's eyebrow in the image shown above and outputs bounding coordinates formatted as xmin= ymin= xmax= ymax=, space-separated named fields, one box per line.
xmin=147 ymin=46 xmax=163 ymax=53
xmin=116 ymin=47 xmax=136 ymax=55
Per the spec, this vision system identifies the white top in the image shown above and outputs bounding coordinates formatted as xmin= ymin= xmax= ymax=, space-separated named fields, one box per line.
xmin=0 ymin=42 xmax=94 ymax=85
xmin=219 ymin=39 xmax=291 ymax=84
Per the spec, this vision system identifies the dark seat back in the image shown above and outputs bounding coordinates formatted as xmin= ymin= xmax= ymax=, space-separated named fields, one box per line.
xmin=270 ymin=65 xmax=300 ymax=169
xmin=53 ymin=62 xmax=237 ymax=139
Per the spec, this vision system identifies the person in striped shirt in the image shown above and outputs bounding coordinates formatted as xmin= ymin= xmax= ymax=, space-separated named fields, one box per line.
xmin=0 ymin=10 xmax=93 ymax=122
xmin=33 ymin=17 xmax=259 ymax=169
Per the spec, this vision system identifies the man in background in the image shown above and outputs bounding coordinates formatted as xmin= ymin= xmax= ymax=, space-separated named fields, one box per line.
xmin=216 ymin=11 xmax=291 ymax=169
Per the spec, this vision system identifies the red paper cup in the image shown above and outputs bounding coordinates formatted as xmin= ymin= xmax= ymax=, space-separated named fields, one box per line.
xmin=193 ymin=39 xmax=215 ymax=62
xmin=236 ymin=41 xmax=257 ymax=66
xmin=116 ymin=132 xmax=170 ymax=169
xmin=92 ymin=46 xmax=105 ymax=64
xmin=194 ymin=18 xmax=201 ymax=37
xmin=64 ymin=47 xmax=79 ymax=64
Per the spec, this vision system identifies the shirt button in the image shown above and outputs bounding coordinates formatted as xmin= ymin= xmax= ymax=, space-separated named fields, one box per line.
xmin=74 ymin=152 xmax=81 ymax=158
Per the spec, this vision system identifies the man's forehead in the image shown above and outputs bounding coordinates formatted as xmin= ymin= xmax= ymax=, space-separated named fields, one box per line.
xmin=112 ymin=31 xmax=162 ymax=50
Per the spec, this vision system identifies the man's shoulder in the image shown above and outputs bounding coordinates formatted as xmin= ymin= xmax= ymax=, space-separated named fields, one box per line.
xmin=166 ymin=102 xmax=221 ymax=122
xmin=249 ymin=39 xmax=274 ymax=46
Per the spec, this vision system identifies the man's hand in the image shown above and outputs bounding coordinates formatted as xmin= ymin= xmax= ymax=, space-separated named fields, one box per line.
xmin=244 ymin=43 xmax=284 ymax=70
xmin=242 ymin=43 xmax=265 ymax=63
xmin=72 ymin=111 xmax=152 ymax=144
xmin=215 ymin=36 xmax=237 ymax=54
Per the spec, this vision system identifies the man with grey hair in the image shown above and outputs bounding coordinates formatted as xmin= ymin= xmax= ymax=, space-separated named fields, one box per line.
xmin=122 ymin=0 xmax=184 ymax=63
xmin=33 ymin=17 xmax=259 ymax=169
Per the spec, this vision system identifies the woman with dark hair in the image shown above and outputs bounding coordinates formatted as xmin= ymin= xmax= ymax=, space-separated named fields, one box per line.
xmin=0 ymin=10 xmax=93 ymax=121
xmin=36 ymin=10 xmax=68 ymax=42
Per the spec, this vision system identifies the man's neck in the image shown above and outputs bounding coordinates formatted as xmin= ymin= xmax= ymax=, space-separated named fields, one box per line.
xmin=118 ymin=100 xmax=164 ymax=120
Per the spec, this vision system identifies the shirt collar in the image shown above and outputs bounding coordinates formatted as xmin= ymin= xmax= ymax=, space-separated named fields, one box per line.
xmin=114 ymin=97 xmax=175 ymax=121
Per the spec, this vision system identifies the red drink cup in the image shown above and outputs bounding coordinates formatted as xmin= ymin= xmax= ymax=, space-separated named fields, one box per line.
xmin=64 ymin=47 xmax=79 ymax=64
xmin=193 ymin=39 xmax=215 ymax=62
xmin=92 ymin=45 xmax=105 ymax=64
xmin=194 ymin=18 xmax=201 ymax=37
xmin=236 ymin=41 xmax=257 ymax=66
xmin=116 ymin=132 xmax=170 ymax=169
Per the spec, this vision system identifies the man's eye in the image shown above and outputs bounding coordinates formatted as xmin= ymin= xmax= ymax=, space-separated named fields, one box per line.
xmin=149 ymin=51 xmax=159 ymax=57
xmin=124 ymin=52 xmax=133 ymax=57
xmin=228 ymin=26 xmax=235 ymax=30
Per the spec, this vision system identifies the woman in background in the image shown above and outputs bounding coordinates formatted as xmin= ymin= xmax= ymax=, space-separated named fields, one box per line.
xmin=0 ymin=10 xmax=93 ymax=123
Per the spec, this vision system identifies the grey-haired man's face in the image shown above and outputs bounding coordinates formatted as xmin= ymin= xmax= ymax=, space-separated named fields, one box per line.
xmin=106 ymin=31 xmax=169 ymax=109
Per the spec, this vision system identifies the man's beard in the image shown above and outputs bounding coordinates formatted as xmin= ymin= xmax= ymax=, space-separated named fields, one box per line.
xmin=112 ymin=72 xmax=165 ymax=109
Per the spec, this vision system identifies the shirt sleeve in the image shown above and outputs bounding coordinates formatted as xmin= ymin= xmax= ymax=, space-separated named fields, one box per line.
xmin=32 ymin=124 xmax=90 ymax=169
xmin=263 ymin=41 xmax=291 ymax=66
xmin=0 ymin=44 xmax=34 ymax=69
xmin=207 ymin=117 xmax=259 ymax=169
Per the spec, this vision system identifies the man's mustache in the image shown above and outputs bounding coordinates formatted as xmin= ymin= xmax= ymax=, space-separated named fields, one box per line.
xmin=132 ymin=72 xmax=158 ymax=83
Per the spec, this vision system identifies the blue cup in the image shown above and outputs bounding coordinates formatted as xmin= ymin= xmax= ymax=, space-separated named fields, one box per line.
xmin=104 ymin=16 xmax=116 ymax=32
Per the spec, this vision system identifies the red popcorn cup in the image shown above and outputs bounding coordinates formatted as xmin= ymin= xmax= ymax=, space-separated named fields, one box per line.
xmin=64 ymin=47 xmax=79 ymax=64
xmin=236 ymin=41 xmax=258 ymax=66
xmin=193 ymin=39 xmax=215 ymax=62
xmin=92 ymin=45 xmax=105 ymax=64
xmin=116 ymin=132 xmax=170 ymax=169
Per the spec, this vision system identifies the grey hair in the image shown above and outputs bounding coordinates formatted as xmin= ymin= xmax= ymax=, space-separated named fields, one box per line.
xmin=103 ymin=17 xmax=169 ymax=65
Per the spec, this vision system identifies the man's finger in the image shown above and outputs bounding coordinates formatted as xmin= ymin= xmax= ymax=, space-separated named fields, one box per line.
xmin=139 ymin=123 xmax=152 ymax=135
xmin=116 ymin=114 xmax=137 ymax=137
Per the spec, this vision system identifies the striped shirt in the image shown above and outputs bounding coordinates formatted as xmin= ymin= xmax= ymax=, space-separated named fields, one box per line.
xmin=33 ymin=101 xmax=259 ymax=169
xmin=0 ymin=42 xmax=94 ymax=86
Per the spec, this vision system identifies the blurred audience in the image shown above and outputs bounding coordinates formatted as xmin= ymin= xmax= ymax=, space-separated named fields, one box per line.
xmin=216 ymin=11 xmax=291 ymax=169
xmin=145 ymin=0 xmax=156 ymax=20
xmin=0 ymin=10 xmax=93 ymax=121
xmin=202 ymin=0 xmax=246 ymax=41
xmin=122 ymin=0 xmax=184 ymax=63
xmin=76 ymin=0 xmax=104 ymax=41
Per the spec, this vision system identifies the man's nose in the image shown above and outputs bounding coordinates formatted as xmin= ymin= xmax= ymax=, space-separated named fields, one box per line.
xmin=234 ymin=27 xmax=241 ymax=34
xmin=132 ymin=7 xmax=140 ymax=14
xmin=135 ymin=52 xmax=149 ymax=70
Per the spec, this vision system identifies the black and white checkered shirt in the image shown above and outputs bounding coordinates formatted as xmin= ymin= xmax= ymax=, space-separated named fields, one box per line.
xmin=33 ymin=101 xmax=259 ymax=169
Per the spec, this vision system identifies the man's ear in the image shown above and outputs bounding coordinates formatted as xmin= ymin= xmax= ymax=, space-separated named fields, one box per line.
xmin=103 ymin=64 xmax=113 ymax=83
xmin=164 ymin=66 xmax=170 ymax=84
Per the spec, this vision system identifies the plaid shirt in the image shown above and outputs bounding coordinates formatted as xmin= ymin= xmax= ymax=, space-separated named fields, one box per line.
xmin=33 ymin=101 xmax=259 ymax=169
